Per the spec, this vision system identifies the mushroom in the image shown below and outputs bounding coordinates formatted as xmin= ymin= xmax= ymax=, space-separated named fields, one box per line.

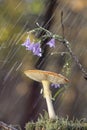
xmin=24 ymin=69 xmax=69 ymax=119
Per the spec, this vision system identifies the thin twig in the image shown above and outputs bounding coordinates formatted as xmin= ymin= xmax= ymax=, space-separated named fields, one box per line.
xmin=0 ymin=121 xmax=18 ymax=130
xmin=61 ymin=11 xmax=65 ymax=39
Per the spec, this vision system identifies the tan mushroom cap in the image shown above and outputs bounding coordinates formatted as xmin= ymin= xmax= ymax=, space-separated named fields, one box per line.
xmin=24 ymin=69 xmax=69 ymax=84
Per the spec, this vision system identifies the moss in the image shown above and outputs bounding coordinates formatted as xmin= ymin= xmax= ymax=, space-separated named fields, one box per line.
xmin=25 ymin=112 xmax=87 ymax=130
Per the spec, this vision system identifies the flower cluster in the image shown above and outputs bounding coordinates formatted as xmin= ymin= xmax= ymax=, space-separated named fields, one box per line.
xmin=22 ymin=38 xmax=42 ymax=57
xmin=22 ymin=36 xmax=55 ymax=57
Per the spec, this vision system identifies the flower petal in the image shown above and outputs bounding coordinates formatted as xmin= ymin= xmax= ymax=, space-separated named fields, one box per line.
xmin=46 ymin=38 xmax=55 ymax=48
xmin=32 ymin=43 xmax=42 ymax=57
xmin=22 ymin=38 xmax=31 ymax=48
xmin=27 ymin=43 xmax=35 ymax=51
xmin=51 ymin=83 xmax=60 ymax=88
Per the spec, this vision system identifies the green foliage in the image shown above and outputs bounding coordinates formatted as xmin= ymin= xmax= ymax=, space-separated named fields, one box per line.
xmin=29 ymin=0 xmax=45 ymax=14
xmin=25 ymin=111 xmax=87 ymax=130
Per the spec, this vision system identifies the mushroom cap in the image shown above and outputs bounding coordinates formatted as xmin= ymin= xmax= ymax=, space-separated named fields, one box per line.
xmin=24 ymin=69 xmax=69 ymax=84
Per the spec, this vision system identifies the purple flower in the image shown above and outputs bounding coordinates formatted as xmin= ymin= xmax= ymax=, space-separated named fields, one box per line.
xmin=22 ymin=38 xmax=42 ymax=57
xmin=26 ymin=42 xmax=35 ymax=51
xmin=22 ymin=38 xmax=31 ymax=48
xmin=46 ymin=38 xmax=55 ymax=48
xmin=51 ymin=83 xmax=60 ymax=88
xmin=32 ymin=43 xmax=42 ymax=57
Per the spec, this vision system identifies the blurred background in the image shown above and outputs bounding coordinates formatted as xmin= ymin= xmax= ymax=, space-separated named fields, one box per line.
xmin=0 ymin=0 xmax=87 ymax=129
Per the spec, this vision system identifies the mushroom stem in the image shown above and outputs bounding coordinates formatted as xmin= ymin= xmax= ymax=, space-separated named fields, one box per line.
xmin=42 ymin=80 xmax=56 ymax=119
